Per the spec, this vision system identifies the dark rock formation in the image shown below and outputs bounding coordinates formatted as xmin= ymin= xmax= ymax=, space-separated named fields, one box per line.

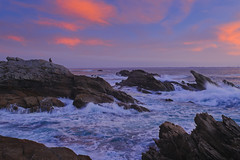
xmin=117 ymin=70 xmax=174 ymax=91
xmin=116 ymin=70 xmax=130 ymax=77
xmin=165 ymin=99 xmax=173 ymax=102
xmin=142 ymin=113 xmax=240 ymax=160
xmin=223 ymin=79 xmax=239 ymax=88
xmin=0 ymin=135 xmax=91 ymax=160
xmin=188 ymin=70 xmax=218 ymax=90
xmin=0 ymin=57 xmax=146 ymax=112
xmin=117 ymin=102 xmax=150 ymax=112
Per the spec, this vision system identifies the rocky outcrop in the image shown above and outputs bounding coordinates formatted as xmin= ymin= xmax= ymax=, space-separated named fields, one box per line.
xmin=0 ymin=57 xmax=146 ymax=112
xmin=187 ymin=70 xmax=218 ymax=90
xmin=117 ymin=70 xmax=174 ymax=91
xmin=116 ymin=70 xmax=130 ymax=77
xmin=0 ymin=135 xmax=91 ymax=160
xmin=142 ymin=113 xmax=240 ymax=160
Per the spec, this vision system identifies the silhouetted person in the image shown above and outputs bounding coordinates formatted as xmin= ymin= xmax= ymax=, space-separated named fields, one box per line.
xmin=49 ymin=58 xmax=52 ymax=63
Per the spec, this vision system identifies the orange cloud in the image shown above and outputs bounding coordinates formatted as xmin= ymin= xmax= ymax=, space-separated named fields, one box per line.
xmin=55 ymin=37 xmax=111 ymax=47
xmin=3 ymin=35 xmax=26 ymax=45
xmin=55 ymin=38 xmax=81 ymax=46
xmin=218 ymin=21 xmax=240 ymax=46
xmin=35 ymin=18 xmax=82 ymax=31
xmin=184 ymin=41 xmax=217 ymax=52
xmin=55 ymin=0 xmax=115 ymax=24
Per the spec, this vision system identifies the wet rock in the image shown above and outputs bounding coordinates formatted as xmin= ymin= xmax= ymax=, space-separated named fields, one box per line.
xmin=117 ymin=102 xmax=150 ymax=112
xmin=0 ymin=57 xmax=146 ymax=112
xmin=118 ymin=70 xmax=174 ymax=91
xmin=0 ymin=135 xmax=92 ymax=160
xmin=73 ymin=93 xmax=114 ymax=108
xmin=116 ymin=70 xmax=130 ymax=77
xmin=165 ymin=99 xmax=173 ymax=102
xmin=137 ymin=87 xmax=152 ymax=94
xmin=223 ymin=79 xmax=239 ymax=88
xmin=142 ymin=113 xmax=240 ymax=160
xmin=188 ymin=70 xmax=218 ymax=90
xmin=24 ymin=96 xmax=39 ymax=108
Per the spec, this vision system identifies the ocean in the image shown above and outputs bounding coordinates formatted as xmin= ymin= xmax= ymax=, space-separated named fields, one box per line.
xmin=1 ymin=67 xmax=240 ymax=160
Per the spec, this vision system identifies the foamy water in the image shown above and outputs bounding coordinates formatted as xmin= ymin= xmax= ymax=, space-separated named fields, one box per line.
xmin=0 ymin=67 xmax=240 ymax=160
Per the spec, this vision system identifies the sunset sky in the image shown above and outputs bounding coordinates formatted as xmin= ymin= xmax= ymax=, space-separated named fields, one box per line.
xmin=1 ymin=0 xmax=240 ymax=68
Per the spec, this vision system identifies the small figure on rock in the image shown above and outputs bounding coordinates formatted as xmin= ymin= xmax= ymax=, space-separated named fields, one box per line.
xmin=49 ymin=58 xmax=52 ymax=63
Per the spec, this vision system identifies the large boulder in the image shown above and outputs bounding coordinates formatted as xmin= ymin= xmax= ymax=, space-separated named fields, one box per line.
xmin=117 ymin=70 xmax=174 ymax=91
xmin=0 ymin=135 xmax=91 ymax=160
xmin=0 ymin=57 xmax=146 ymax=112
xmin=142 ymin=113 xmax=240 ymax=160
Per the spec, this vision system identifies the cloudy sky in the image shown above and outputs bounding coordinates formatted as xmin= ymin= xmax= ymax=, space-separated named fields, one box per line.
xmin=0 ymin=0 xmax=240 ymax=68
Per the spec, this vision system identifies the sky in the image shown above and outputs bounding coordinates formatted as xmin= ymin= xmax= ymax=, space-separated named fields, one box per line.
xmin=0 ymin=0 xmax=240 ymax=68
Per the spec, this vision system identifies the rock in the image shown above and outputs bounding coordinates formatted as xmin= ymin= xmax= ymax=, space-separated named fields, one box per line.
xmin=0 ymin=135 xmax=92 ymax=160
xmin=116 ymin=70 xmax=130 ymax=77
xmin=188 ymin=70 xmax=218 ymax=90
xmin=223 ymin=79 xmax=239 ymax=88
xmin=137 ymin=87 xmax=152 ymax=94
xmin=117 ymin=102 xmax=150 ymax=112
xmin=97 ymin=69 xmax=103 ymax=72
xmin=40 ymin=97 xmax=65 ymax=107
xmin=0 ymin=57 xmax=146 ymax=112
xmin=24 ymin=96 xmax=39 ymax=108
xmin=6 ymin=57 xmax=24 ymax=61
xmin=142 ymin=113 xmax=240 ymax=160
xmin=118 ymin=70 xmax=174 ymax=91
xmin=165 ymin=99 xmax=173 ymax=102
xmin=73 ymin=93 xmax=114 ymax=108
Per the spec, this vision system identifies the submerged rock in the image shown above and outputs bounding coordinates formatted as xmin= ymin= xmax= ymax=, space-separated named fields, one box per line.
xmin=0 ymin=135 xmax=91 ymax=160
xmin=223 ymin=79 xmax=239 ymax=88
xmin=142 ymin=113 xmax=240 ymax=160
xmin=118 ymin=70 xmax=174 ymax=91
xmin=0 ymin=57 xmax=145 ymax=112
xmin=188 ymin=70 xmax=218 ymax=90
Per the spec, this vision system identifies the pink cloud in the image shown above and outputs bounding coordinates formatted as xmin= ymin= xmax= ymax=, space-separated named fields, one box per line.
xmin=55 ymin=0 xmax=116 ymax=24
xmin=2 ymin=35 xmax=26 ymax=45
xmin=218 ymin=21 xmax=240 ymax=46
xmin=55 ymin=37 xmax=111 ymax=47
xmin=55 ymin=38 xmax=81 ymax=46
xmin=35 ymin=18 xmax=82 ymax=31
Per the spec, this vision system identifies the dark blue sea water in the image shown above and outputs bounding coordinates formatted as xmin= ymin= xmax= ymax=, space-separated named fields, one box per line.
xmin=1 ymin=67 xmax=240 ymax=160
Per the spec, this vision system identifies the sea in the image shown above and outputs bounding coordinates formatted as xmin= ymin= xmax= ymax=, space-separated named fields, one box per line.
xmin=1 ymin=67 xmax=240 ymax=160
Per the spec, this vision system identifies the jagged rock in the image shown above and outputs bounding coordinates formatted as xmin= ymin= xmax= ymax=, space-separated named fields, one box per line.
xmin=223 ymin=79 xmax=239 ymax=88
xmin=116 ymin=70 xmax=130 ymax=77
xmin=118 ymin=70 xmax=174 ymax=91
xmin=0 ymin=57 xmax=146 ymax=112
xmin=188 ymin=70 xmax=218 ymax=90
xmin=142 ymin=113 xmax=240 ymax=160
xmin=0 ymin=135 xmax=91 ymax=160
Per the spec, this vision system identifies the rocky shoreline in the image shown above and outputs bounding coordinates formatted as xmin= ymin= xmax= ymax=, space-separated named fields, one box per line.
xmin=0 ymin=57 xmax=148 ymax=112
xmin=1 ymin=57 xmax=240 ymax=160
